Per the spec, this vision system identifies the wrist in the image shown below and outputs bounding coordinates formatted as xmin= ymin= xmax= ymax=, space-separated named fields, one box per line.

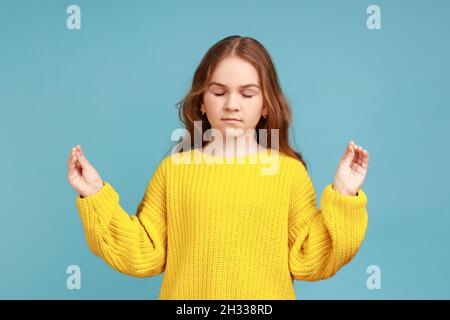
xmin=332 ymin=183 xmax=357 ymax=196
xmin=80 ymin=182 xmax=104 ymax=198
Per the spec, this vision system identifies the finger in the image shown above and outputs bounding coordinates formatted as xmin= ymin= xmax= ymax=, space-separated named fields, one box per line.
xmin=78 ymin=145 xmax=87 ymax=159
xmin=357 ymin=147 xmax=363 ymax=165
xmin=68 ymin=154 xmax=77 ymax=172
xmin=68 ymin=146 xmax=76 ymax=163
xmin=359 ymin=147 xmax=367 ymax=166
xmin=362 ymin=149 xmax=369 ymax=168
xmin=352 ymin=145 xmax=358 ymax=163
xmin=353 ymin=145 xmax=358 ymax=164
xmin=350 ymin=161 xmax=359 ymax=172
xmin=343 ymin=142 xmax=355 ymax=165
xmin=77 ymin=148 xmax=90 ymax=168
xmin=67 ymin=147 xmax=77 ymax=169
xmin=351 ymin=145 xmax=359 ymax=166
xmin=351 ymin=141 xmax=358 ymax=156
xmin=68 ymin=155 xmax=80 ymax=177
xmin=351 ymin=158 xmax=366 ymax=175
xmin=347 ymin=145 xmax=355 ymax=165
xmin=341 ymin=141 xmax=352 ymax=161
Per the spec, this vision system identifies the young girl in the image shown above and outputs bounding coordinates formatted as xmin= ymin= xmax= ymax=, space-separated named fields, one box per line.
xmin=67 ymin=35 xmax=369 ymax=300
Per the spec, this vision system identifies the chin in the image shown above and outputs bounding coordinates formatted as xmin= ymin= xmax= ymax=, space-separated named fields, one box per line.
xmin=224 ymin=128 xmax=247 ymax=139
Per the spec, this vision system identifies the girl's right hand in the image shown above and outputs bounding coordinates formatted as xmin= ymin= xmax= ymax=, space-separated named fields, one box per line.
xmin=67 ymin=145 xmax=104 ymax=198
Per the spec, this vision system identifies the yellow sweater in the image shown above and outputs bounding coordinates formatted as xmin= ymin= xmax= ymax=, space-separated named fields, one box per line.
xmin=75 ymin=148 xmax=368 ymax=300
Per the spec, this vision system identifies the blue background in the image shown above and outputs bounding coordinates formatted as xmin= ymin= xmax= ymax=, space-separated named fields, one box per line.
xmin=1 ymin=0 xmax=449 ymax=299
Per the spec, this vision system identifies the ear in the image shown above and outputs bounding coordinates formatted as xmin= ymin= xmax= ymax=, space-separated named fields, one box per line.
xmin=262 ymin=106 xmax=267 ymax=117
xmin=200 ymin=103 xmax=206 ymax=113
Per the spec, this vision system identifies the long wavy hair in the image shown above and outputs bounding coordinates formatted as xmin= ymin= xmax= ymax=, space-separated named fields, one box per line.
xmin=170 ymin=35 xmax=307 ymax=169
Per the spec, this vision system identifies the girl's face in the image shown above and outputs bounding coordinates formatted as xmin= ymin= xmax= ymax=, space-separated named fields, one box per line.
xmin=201 ymin=56 xmax=267 ymax=140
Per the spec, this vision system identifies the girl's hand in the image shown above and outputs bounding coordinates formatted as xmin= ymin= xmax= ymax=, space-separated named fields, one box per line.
xmin=67 ymin=145 xmax=104 ymax=198
xmin=332 ymin=141 xmax=369 ymax=196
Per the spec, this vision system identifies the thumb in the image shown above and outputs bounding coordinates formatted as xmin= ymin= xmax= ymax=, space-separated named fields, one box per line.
xmin=77 ymin=147 xmax=90 ymax=168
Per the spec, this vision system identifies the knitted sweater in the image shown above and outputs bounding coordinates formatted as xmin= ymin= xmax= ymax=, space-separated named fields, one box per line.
xmin=75 ymin=148 xmax=368 ymax=300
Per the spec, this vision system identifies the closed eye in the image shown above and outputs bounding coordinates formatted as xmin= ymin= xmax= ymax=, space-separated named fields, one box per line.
xmin=213 ymin=93 xmax=253 ymax=98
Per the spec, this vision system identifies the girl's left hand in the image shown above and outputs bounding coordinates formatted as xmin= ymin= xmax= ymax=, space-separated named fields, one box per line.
xmin=332 ymin=141 xmax=369 ymax=196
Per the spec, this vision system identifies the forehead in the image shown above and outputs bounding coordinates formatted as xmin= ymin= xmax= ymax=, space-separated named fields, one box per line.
xmin=209 ymin=57 xmax=260 ymax=88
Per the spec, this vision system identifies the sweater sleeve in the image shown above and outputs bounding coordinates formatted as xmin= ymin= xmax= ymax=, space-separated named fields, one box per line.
xmin=75 ymin=157 xmax=168 ymax=278
xmin=288 ymin=161 xmax=368 ymax=281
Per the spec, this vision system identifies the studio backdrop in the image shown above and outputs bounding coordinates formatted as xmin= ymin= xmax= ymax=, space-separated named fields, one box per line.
xmin=1 ymin=0 xmax=449 ymax=299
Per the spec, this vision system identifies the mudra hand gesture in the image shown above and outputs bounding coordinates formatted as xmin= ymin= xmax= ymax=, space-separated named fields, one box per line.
xmin=67 ymin=145 xmax=104 ymax=198
xmin=332 ymin=141 xmax=369 ymax=196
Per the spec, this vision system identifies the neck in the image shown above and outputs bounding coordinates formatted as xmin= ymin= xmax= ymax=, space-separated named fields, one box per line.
xmin=202 ymin=133 xmax=266 ymax=157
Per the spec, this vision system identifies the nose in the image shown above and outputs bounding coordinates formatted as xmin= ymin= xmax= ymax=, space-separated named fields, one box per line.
xmin=224 ymin=93 xmax=241 ymax=112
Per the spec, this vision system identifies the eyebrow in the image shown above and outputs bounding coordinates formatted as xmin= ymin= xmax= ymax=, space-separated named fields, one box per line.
xmin=208 ymin=82 xmax=260 ymax=89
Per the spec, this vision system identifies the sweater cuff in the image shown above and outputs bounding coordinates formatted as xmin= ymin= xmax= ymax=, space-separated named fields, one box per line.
xmin=75 ymin=182 xmax=119 ymax=225
xmin=320 ymin=183 xmax=368 ymax=214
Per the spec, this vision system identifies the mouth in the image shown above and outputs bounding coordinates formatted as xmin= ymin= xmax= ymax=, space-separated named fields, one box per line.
xmin=221 ymin=118 xmax=242 ymax=122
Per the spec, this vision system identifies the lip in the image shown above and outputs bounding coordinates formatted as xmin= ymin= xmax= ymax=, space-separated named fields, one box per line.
xmin=222 ymin=118 xmax=242 ymax=122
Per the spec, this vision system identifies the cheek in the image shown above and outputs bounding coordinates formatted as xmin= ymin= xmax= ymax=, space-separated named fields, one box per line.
xmin=203 ymin=93 xmax=220 ymax=108
xmin=244 ymin=98 xmax=264 ymax=116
